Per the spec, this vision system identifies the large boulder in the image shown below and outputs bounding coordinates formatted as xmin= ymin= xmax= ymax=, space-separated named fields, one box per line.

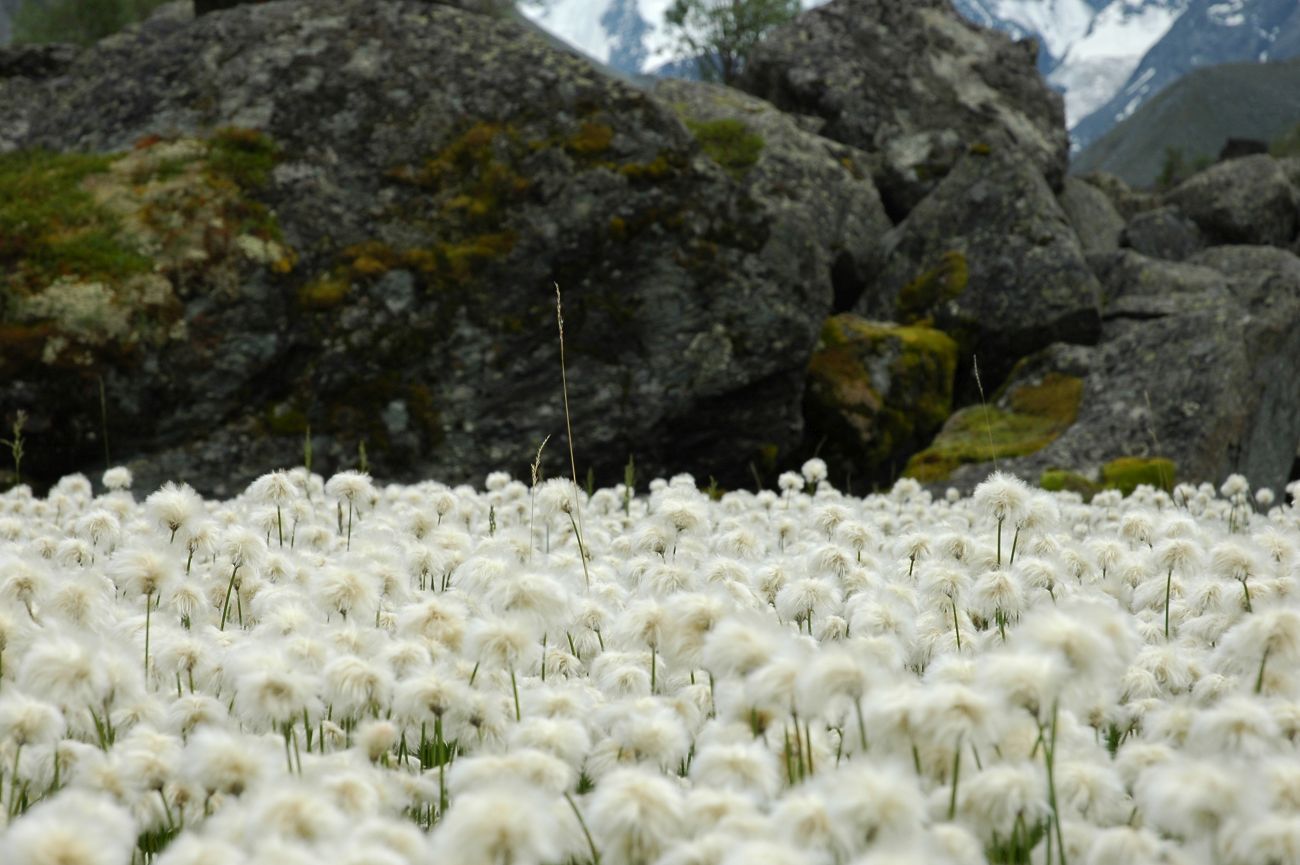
xmin=1059 ymin=177 xmax=1124 ymax=256
xmin=860 ymin=147 xmax=1102 ymax=394
xmin=653 ymin=79 xmax=891 ymax=314
xmin=803 ymin=314 xmax=957 ymax=491
xmin=738 ymin=0 xmax=1068 ymax=220
xmin=916 ymin=247 xmax=1300 ymax=494
xmin=0 ymin=0 xmax=875 ymax=495
xmin=1079 ymin=172 xmax=1159 ymax=222
xmin=1165 ymin=155 xmax=1299 ymax=248
xmin=0 ymin=44 xmax=79 ymax=80
xmin=1120 ymin=206 xmax=1205 ymax=262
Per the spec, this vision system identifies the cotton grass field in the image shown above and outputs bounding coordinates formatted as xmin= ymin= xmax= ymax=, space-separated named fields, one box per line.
xmin=2 ymin=460 xmax=1300 ymax=865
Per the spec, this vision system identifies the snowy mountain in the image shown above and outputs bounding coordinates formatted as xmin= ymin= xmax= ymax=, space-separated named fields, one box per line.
xmin=950 ymin=0 xmax=1190 ymax=128
xmin=519 ymin=0 xmax=829 ymax=77
xmin=521 ymin=0 xmax=1192 ymax=135
xmin=1070 ymin=0 xmax=1300 ymax=150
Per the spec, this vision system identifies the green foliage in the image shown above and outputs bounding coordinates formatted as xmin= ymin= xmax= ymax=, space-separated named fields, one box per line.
xmin=13 ymin=0 xmax=169 ymax=46
xmin=1155 ymin=146 xmax=1212 ymax=191
xmin=685 ymin=118 xmax=764 ymax=175
xmin=1270 ymin=121 xmax=1300 ymax=158
xmin=664 ymin=0 xmax=801 ymax=85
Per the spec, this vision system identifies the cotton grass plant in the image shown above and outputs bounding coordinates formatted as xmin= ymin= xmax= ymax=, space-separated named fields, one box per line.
xmin=4 ymin=462 xmax=1300 ymax=864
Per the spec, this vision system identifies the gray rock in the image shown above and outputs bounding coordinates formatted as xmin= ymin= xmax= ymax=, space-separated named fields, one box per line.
xmin=1165 ymin=155 xmax=1299 ymax=247
xmin=1189 ymin=245 xmax=1300 ymax=311
xmin=0 ymin=0 xmax=871 ymax=494
xmin=1091 ymin=251 xmax=1232 ymax=320
xmin=0 ymin=43 xmax=78 ymax=79
xmin=653 ymin=79 xmax=892 ymax=313
xmin=739 ymin=0 xmax=1068 ymax=219
xmin=1121 ymin=206 xmax=1205 ymax=262
xmin=1077 ymin=172 xmax=1159 ymax=221
xmin=861 ymin=147 xmax=1102 ymax=392
xmin=944 ymin=246 xmax=1300 ymax=494
xmin=1059 ymin=177 xmax=1124 ymax=255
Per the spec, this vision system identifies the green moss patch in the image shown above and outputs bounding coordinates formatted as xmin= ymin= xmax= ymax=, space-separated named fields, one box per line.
xmin=897 ymin=250 xmax=969 ymax=324
xmin=1039 ymin=469 xmax=1099 ymax=498
xmin=1101 ymin=457 xmax=1176 ymax=496
xmin=805 ymin=315 xmax=958 ymax=486
xmin=685 ymin=118 xmax=763 ymax=176
xmin=1039 ymin=457 xmax=1176 ymax=500
xmin=567 ymin=121 xmax=614 ymax=157
xmin=1 ymin=132 xmax=294 ymax=370
xmin=904 ymin=372 xmax=1083 ymax=483
xmin=207 ymin=127 xmax=280 ymax=189
xmin=0 ymin=148 xmax=151 ymax=301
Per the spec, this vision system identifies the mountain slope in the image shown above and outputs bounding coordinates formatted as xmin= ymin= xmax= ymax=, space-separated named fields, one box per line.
xmin=950 ymin=0 xmax=1188 ymax=127
xmin=1071 ymin=57 xmax=1300 ymax=187
xmin=1071 ymin=0 xmax=1300 ymax=151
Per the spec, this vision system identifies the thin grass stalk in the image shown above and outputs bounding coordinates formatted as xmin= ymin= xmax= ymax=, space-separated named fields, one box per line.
xmin=555 ymin=283 xmax=591 ymax=590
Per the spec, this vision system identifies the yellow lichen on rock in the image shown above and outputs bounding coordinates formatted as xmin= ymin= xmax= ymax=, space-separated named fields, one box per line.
xmin=904 ymin=371 xmax=1083 ymax=482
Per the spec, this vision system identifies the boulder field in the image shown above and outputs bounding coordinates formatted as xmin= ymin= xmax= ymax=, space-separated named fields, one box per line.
xmin=2 ymin=0 xmax=1299 ymax=496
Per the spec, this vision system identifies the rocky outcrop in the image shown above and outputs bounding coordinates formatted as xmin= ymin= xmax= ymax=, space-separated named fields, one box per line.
xmin=653 ymin=80 xmax=891 ymax=314
xmin=1121 ymin=207 xmax=1205 ymax=262
xmin=803 ymin=315 xmax=956 ymax=490
xmin=860 ymin=147 xmax=1102 ymax=394
xmin=0 ymin=0 xmax=882 ymax=495
xmin=739 ymin=0 xmax=1068 ymax=220
xmin=1079 ymin=172 xmax=1159 ymax=222
xmin=0 ymin=43 xmax=78 ymax=79
xmin=1165 ymin=155 xmax=1299 ymax=248
xmin=923 ymin=246 xmax=1300 ymax=494
xmin=1059 ymin=177 xmax=1124 ymax=256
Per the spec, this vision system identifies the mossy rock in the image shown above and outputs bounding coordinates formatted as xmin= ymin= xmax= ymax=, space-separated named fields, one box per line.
xmin=1 ymin=132 xmax=294 ymax=367
xmin=1039 ymin=469 xmax=1099 ymax=498
xmin=805 ymin=314 xmax=958 ymax=487
xmin=897 ymin=250 xmax=968 ymax=324
xmin=1039 ymin=457 xmax=1176 ymax=499
xmin=904 ymin=371 xmax=1083 ymax=482
xmin=1100 ymin=456 xmax=1175 ymax=496
xmin=684 ymin=118 xmax=764 ymax=177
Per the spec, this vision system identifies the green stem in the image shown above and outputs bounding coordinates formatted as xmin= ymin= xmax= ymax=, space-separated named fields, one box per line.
xmin=854 ymin=700 xmax=868 ymax=752
xmin=1256 ymin=646 xmax=1271 ymax=694
xmin=1164 ymin=568 xmax=1173 ymax=640
xmin=564 ymin=792 xmax=602 ymax=865
xmin=144 ymin=591 xmax=152 ymax=680
xmin=947 ymin=736 xmax=962 ymax=821
xmin=219 ymin=564 xmax=241 ymax=631
xmin=511 ymin=668 xmax=521 ymax=722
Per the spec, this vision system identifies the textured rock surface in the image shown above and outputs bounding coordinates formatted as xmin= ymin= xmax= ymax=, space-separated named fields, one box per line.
xmin=0 ymin=43 xmax=79 ymax=79
xmin=861 ymin=147 xmax=1102 ymax=393
xmin=1080 ymin=172 xmax=1158 ymax=221
xmin=0 ymin=0 xmax=878 ymax=495
xmin=939 ymin=247 xmax=1300 ymax=493
xmin=1121 ymin=206 xmax=1205 ymax=262
xmin=654 ymin=79 xmax=891 ymax=314
xmin=803 ymin=315 xmax=956 ymax=491
xmin=1165 ymin=155 xmax=1299 ymax=248
xmin=739 ymin=0 xmax=1068 ymax=220
xmin=1059 ymin=177 xmax=1124 ymax=256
